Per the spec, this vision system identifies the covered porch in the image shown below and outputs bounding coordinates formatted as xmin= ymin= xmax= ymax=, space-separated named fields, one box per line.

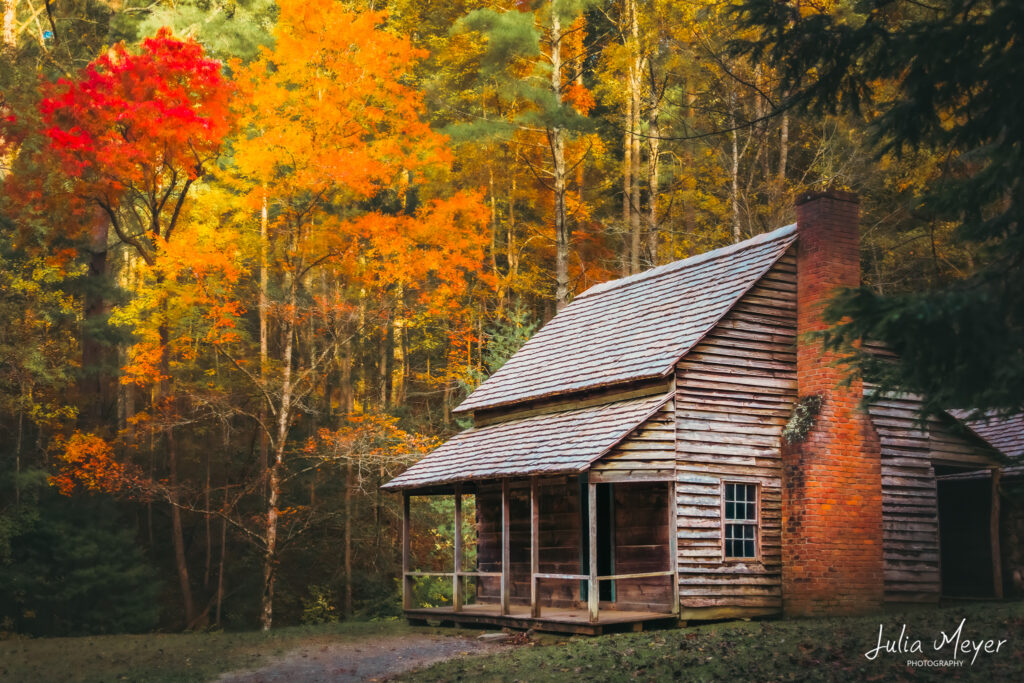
xmin=399 ymin=473 xmax=679 ymax=634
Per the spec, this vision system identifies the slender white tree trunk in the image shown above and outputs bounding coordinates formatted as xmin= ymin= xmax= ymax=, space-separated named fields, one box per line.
xmin=550 ymin=10 xmax=570 ymax=310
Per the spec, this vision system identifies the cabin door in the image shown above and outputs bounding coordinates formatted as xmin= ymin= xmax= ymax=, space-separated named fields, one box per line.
xmin=580 ymin=479 xmax=615 ymax=602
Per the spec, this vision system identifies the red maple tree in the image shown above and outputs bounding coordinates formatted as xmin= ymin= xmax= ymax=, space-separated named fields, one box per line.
xmin=38 ymin=27 xmax=231 ymax=264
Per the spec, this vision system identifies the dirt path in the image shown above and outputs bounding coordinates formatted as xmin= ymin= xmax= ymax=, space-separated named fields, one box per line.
xmin=217 ymin=633 xmax=505 ymax=683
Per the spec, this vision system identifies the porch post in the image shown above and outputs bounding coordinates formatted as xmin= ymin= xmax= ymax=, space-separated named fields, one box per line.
xmin=587 ymin=479 xmax=599 ymax=623
xmin=402 ymin=492 xmax=411 ymax=610
xmin=501 ymin=478 xmax=511 ymax=615
xmin=667 ymin=479 xmax=679 ymax=615
xmin=991 ymin=468 xmax=1003 ymax=599
xmin=453 ymin=483 xmax=463 ymax=612
xmin=530 ymin=476 xmax=540 ymax=618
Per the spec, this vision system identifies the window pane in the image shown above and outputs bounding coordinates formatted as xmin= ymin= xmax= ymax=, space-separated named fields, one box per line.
xmin=723 ymin=484 xmax=759 ymax=558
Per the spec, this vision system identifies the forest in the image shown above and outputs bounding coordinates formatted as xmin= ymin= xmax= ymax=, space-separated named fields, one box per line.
xmin=1 ymin=0 xmax=1020 ymax=636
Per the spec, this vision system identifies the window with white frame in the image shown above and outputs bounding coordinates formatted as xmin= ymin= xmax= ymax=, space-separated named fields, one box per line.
xmin=723 ymin=482 xmax=758 ymax=559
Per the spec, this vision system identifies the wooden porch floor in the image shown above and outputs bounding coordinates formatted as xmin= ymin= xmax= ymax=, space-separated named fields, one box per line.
xmin=405 ymin=603 xmax=678 ymax=635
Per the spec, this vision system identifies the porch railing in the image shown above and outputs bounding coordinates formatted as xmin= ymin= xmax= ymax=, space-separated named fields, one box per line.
xmin=402 ymin=477 xmax=680 ymax=624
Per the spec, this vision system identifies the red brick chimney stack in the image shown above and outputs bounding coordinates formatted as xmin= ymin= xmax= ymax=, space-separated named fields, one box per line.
xmin=782 ymin=190 xmax=885 ymax=616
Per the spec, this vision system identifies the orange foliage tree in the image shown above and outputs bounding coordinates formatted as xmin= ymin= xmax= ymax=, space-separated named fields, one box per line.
xmin=223 ymin=0 xmax=491 ymax=629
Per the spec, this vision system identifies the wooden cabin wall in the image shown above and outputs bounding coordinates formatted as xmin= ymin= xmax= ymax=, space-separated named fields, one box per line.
xmin=613 ymin=483 xmax=673 ymax=610
xmin=591 ymin=403 xmax=676 ymax=610
xmin=866 ymin=389 xmax=998 ymax=603
xmin=536 ymin=478 xmax=584 ymax=606
xmin=592 ymin=402 xmax=676 ymax=480
xmin=673 ymin=251 xmax=797 ymax=616
xmin=929 ymin=417 xmax=1000 ymax=468
xmin=866 ymin=394 xmax=941 ymax=603
xmin=476 ymin=478 xmax=583 ymax=607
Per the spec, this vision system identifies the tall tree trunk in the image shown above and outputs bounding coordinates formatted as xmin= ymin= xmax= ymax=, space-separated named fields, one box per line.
xmin=550 ymin=10 xmax=570 ymax=310
xmin=442 ymin=375 xmax=452 ymax=429
xmin=381 ymin=313 xmax=393 ymax=408
xmin=204 ymin=455 xmax=212 ymax=590
xmin=159 ymin=285 xmax=196 ymax=628
xmin=488 ymin=162 xmax=499 ymax=290
xmin=399 ymin=320 xmax=409 ymax=406
xmin=730 ymin=93 xmax=742 ymax=243
xmin=778 ymin=107 xmax=789 ymax=185
xmin=81 ymin=210 xmax=111 ymax=423
xmin=167 ymin=425 xmax=195 ymax=627
xmin=344 ymin=458 xmax=353 ymax=617
xmin=261 ymin=274 xmax=297 ymax=631
xmin=576 ymin=70 xmax=586 ymax=236
xmin=646 ymin=68 xmax=660 ymax=266
xmin=507 ymin=162 xmax=518 ymax=281
xmin=14 ymin=395 xmax=22 ymax=505
xmin=259 ymin=195 xmax=270 ymax=486
xmin=622 ymin=95 xmax=633 ymax=277
xmin=628 ymin=0 xmax=642 ymax=274
xmin=630 ymin=108 xmax=642 ymax=271
xmin=215 ymin=515 xmax=227 ymax=627
xmin=340 ymin=332 xmax=353 ymax=415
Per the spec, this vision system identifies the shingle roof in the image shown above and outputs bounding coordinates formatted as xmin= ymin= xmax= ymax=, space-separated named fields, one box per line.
xmin=952 ymin=411 xmax=1024 ymax=460
xmin=381 ymin=392 xmax=671 ymax=490
xmin=455 ymin=223 xmax=798 ymax=414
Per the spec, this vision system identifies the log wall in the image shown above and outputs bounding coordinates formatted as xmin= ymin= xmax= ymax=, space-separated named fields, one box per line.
xmin=673 ymin=251 xmax=797 ymax=615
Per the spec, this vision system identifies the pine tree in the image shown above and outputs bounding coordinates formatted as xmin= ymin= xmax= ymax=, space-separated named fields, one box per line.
xmin=735 ymin=0 xmax=1024 ymax=417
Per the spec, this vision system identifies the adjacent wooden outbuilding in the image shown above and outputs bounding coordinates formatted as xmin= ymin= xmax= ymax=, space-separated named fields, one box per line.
xmin=383 ymin=191 xmax=1018 ymax=632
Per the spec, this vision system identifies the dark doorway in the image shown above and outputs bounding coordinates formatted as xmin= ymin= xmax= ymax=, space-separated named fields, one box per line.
xmin=936 ymin=469 xmax=995 ymax=597
xmin=580 ymin=480 xmax=615 ymax=602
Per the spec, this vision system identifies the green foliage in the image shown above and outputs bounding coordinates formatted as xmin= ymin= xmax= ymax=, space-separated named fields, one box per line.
xmin=735 ymin=0 xmax=1024 ymax=416
xmin=112 ymin=0 xmax=277 ymax=61
xmin=457 ymin=9 xmax=540 ymax=72
xmin=0 ymin=492 xmax=161 ymax=636
xmin=458 ymin=304 xmax=538 ymax=396
xmin=300 ymin=585 xmax=339 ymax=625
xmin=450 ymin=1 xmax=596 ymax=140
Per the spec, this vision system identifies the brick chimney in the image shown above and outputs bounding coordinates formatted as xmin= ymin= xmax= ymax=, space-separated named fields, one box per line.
xmin=781 ymin=190 xmax=885 ymax=616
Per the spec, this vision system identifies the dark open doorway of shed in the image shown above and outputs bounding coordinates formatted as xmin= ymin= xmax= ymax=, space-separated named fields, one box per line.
xmin=936 ymin=466 xmax=996 ymax=598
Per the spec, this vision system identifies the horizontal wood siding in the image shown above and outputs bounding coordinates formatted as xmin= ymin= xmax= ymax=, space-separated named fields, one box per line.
xmin=674 ymin=252 xmax=797 ymax=612
xmin=592 ymin=402 xmax=675 ymax=480
xmin=866 ymin=394 xmax=941 ymax=603
xmin=929 ymin=417 xmax=1000 ymax=468
xmin=867 ymin=388 xmax=998 ymax=603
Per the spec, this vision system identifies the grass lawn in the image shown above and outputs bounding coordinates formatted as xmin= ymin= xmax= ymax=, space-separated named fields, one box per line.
xmin=1 ymin=602 xmax=1021 ymax=682
xmin=402 ymin=601 xmax=1024 ymax=682
xmin=0 ymin=618 xmax=429 ymax=682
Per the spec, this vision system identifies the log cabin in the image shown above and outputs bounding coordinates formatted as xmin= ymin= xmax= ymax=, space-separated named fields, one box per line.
xmin=382 ymin=190 xmax=1020 ymax=634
